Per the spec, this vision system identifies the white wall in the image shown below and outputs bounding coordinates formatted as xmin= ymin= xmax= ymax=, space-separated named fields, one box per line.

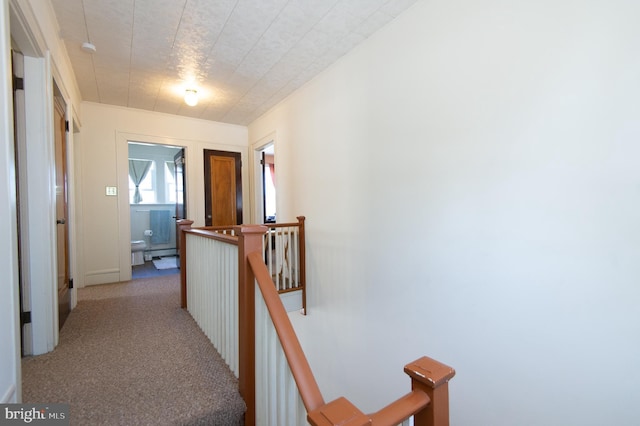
xmin=79 ymin=102 xmax=248 ymax=285
xmin=248 ymin=0 xmax=640 ymax=424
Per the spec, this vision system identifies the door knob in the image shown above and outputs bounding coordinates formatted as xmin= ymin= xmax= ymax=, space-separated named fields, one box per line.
xmin=56 ymin=218 xmax=66 ymax=225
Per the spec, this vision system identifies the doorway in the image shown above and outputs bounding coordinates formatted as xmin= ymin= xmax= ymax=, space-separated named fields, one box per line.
xmin=252 ymin=140 xmax=276 ymax=225
xmin=9 ymin=36 xmax=69 ymax=356
xmin=261 ymin=145 xmax=276 ymax=223
xmin=203 ymin=149 xmax=242 ymax=226
xmin=128 ymin=142 xmax=184 ymax=279
xmin=174 ymin=149 xmax=186 ymax=259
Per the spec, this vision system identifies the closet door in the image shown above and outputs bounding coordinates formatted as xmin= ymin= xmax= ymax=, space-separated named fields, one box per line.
xmin=53 ymin=96 xmax=70 ymax=328
xmin=203 ymin=150 xmax=242 ymax=226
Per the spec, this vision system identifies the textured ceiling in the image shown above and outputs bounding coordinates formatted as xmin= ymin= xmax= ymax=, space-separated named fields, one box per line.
xmin=50 ymin=0 xmax=418 ymax=125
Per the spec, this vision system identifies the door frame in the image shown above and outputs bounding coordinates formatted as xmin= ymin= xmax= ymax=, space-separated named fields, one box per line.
xmin=174 ymin=149 xmax=186 ymax=259
xmin=53 ymin=90 xmax=70 ymax=329
xmin=115 ymin=133 xmax=250 ymax=283
xmin=12 ymin=49 xmax=29 ymax=356
xmin=250 ymin=132 xmax=277 ymax=224
xmin=2 ymin=1 xmax=21 ymax=402
xmin=203 ymin=149 xmax=243 ymax=226
xmin=16 ymin=55 xmax=58 ymax=355
xmin=9 ymin=1 xmax=80 ymax=356
xmin=116 ymin=134 xmax=189 ymax=282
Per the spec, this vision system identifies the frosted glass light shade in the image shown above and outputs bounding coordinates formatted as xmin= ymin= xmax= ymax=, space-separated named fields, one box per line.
xmin=184 ymin=89 xmax=198 ymax=106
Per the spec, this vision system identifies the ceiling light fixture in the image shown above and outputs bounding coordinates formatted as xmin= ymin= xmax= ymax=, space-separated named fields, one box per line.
xmin=184 ymin=89 xmax=198 ymax=107
xmin=81 ymin=42 xmax=96 ymax=54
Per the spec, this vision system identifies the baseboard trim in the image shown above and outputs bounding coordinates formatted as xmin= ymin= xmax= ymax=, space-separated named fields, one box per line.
xmin=1 ymin=384 xmax=17 ymax=403
xmin=85 ymin=268 xmax=120 ymax=285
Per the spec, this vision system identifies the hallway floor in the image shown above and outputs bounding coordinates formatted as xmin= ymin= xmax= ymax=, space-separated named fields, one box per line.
xmin=21 ymin=275 xmax=245 ymax=425
xmin=131 ymin=259 xmax=178 ymax=280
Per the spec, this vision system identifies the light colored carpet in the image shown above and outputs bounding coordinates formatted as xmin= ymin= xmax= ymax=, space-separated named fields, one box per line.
xmin=152 ymin=256 xmax=178 ymax=270
xmin=21 ymin=275 xmax=245 ymax=425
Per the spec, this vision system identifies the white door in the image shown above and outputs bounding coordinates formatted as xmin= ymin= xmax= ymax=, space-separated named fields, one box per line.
xmin=1 ymin=4 xmax=22 ymax=402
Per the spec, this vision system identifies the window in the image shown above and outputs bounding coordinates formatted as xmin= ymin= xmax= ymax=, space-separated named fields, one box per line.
xmin=128 ymin=144 xmax=182 ymax=204
xmin=129 ymin=160 xmax=156 ymax=204
xmin=165 ymin=161 xmax=176 ymax=203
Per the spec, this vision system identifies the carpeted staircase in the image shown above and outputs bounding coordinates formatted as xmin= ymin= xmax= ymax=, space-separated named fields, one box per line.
xmin=21 ymin=275 xmax=246 ymax=425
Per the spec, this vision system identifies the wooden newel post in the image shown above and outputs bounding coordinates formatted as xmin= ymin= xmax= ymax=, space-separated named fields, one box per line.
xmin=237 ymin=224 xmax=268 ymax=426
xmin=176 ymin=219 xmax=194 ymax=309
xmin=404 ymin=356 xmax=456 ymax=426
xmin=296 ymin=216 xmax=307 ymax=315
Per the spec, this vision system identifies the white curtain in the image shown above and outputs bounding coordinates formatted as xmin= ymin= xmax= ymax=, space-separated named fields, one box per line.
xmin=129 ymin=159 xmax=152 ymax=203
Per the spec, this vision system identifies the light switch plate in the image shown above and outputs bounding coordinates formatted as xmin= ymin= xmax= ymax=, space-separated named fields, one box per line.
xmin=106 ymin=186 xmax=118 ymax=196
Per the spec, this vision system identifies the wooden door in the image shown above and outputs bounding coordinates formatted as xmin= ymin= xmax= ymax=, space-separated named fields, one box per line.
xmin=204 ymin=150 xmax=242 ymax=226
xmin=54 ymin=97 xmax=70 ymax=328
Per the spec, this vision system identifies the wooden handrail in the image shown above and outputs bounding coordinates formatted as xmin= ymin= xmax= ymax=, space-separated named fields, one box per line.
xmin=198 ymin=225 xmax=237 ymax=235
xmin=185 ymin=228 xmax=239 ymax=244
xmin=369 ymin=391 xmax=431 ymax=425
xmin=177 ymin=221 xmax=238 ymax=309
xmin=181 ymin=220 xmax=455 ymax=426
xmin=248 ymin=249 xmax=455 ymax=426
xmin=248 ymin=250 xmax=325 ymax=412
xmin=263 ymin=216 xmax=307 ymax=313
xmin=264 ymin=217 xmax=304 ymax=229
xmin=307 ymin=356 xmax=454 ymax=426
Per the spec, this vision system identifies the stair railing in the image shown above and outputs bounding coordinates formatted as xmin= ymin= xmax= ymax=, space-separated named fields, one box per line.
xmin=181 ymin=217 xmax=306 ymax=302
xmin=178 ymin=220 xmax=240 ymax=375
xmin=178 ymin=221 xmax=455 ymax=426
xmin=241 ymin=226 xmax=455 ymax=426
xmin=263 ymin=216 xmax=307 ymax=314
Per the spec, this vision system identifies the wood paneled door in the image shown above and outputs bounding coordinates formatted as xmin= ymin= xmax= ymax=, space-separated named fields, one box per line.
xmin=54 ymin=95 xmax=70 ymax=329
xmin=204 ymin=150 xmax=242 ymax=226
